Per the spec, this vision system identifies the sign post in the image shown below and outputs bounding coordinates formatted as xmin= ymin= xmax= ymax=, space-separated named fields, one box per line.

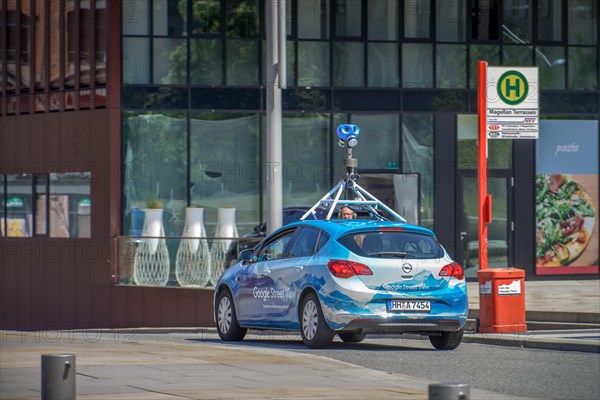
xmin=478 ymin=61 xmax=490 ymax=270
xmin=477 ymin=61 xmax=537 ymax=333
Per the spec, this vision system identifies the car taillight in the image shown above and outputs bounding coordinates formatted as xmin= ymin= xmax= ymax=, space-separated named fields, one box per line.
xmin=439 ymin=262 xmax=464 ymax=280
xmin=327 ymin=260 xmax=373 ymax=278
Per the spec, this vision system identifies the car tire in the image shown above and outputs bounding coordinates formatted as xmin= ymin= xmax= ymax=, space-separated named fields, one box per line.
xmin=216 ymin=288 xmax=247 ymax=342
xmin=300 ymin=292 xmax=334 ymax=349
xmin=338 ymin=330 xmax=367 ymax=343
xmin=429 ymin=328 xmax=464 ymax=350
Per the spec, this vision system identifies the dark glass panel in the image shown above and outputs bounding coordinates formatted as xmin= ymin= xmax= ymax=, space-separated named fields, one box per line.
xmin=404 ymin=0 xmax=431 ymax=38
xmin=123 ymin=87 xmax=189 ymax=109
xmin=537 ymin=0 xmax=562 ymax=42
xmin=540 ymin=92 xmax=599 ymax=114
xmin=568 ymin=0 xmax=597 ymax=45
xmin=153 ymin=0 xmax=187 ymax=36
xmin=502 ymin=0 xmax=532 ymax=44
xmin=227 ymin=0 xmax=259 ymax=37
xmin=567 ymin=47 xmax=597 ymax=90
xmin=334 ymin=0 xmax=362 ymax=37
xmin=192 ymin=0 xmax=221 ymax=34
xmin=471 ymin=0 xmax=499 ymax=40
xmin=190 ymin=87 xmax=261 ymax=110
xmin=283 ymin=88 xmax=331 ymax=112
xmin=333 ymin=89 xmax=400 ymax=112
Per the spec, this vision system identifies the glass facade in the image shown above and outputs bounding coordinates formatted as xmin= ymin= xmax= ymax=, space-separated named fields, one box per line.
xmin=121 ymin=0 xmax=599 ymax=237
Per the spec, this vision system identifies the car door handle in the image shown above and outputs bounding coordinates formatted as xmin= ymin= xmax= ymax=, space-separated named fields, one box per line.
xmin=294 ymin=266 xmax=304 ymax=271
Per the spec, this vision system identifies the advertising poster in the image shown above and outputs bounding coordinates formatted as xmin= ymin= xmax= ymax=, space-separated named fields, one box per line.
xmin=536 ymin=120 xmax=598 ymax=275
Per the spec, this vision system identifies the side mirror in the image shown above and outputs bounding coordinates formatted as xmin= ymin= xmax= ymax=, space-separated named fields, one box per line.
xmin=239 ymin=249 xmax=255 ymax=264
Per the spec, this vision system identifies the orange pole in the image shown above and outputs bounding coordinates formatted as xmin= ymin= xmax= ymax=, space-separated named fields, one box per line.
xmin=478 ymin=61 xmax=488 ymax=270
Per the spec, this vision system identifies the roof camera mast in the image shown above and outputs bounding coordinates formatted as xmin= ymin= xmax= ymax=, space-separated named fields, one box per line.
xmin=300 ymin=124 xmax=406 ymax=223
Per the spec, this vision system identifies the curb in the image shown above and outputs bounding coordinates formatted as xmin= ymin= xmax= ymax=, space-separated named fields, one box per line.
xmin=469 ymin=309 xmax=600 ymax=324
xmin=463 ymin=331 xmax=600 ymax=353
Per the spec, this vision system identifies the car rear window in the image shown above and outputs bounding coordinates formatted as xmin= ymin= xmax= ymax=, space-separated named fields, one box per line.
xmin=338 ymin=231 xmax=444 ymax=259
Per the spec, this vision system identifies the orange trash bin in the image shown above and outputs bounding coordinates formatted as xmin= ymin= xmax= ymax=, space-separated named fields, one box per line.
xmin=477 ymin=268 xmax=527 ymax=333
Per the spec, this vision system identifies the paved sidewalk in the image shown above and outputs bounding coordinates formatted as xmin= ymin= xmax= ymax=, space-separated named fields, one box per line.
xmin=1 ymin=331 xmax=534 ymax=400
xmin=467 ymin=279 xmax=600 ymax=318
xmin=464 ymin=279 xmax=600 ymax=352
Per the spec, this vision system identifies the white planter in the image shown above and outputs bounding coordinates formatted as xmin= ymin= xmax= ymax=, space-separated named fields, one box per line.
xmin=143 ymin=208 xmax=164 ymax=254
xmin=175 ymin=208 xmax=211 ymax=288
xmin=210 ymin=207 xmax=239 ymax=286
xmin=133 ymin=208 xmax=170 ymax=287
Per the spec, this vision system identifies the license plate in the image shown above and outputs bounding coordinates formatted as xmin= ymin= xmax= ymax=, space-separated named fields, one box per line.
xmin=387 ymin=299 xmax=431 ymax=312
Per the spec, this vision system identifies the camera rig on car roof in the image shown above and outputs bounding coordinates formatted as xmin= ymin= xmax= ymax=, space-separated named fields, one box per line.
xmin=300 ymin=124 xmax=406 ymax=223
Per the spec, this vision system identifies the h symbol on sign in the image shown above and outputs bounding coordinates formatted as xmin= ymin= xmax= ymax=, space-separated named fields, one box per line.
xmin=504 ymin=77 xmax=520 ymax=98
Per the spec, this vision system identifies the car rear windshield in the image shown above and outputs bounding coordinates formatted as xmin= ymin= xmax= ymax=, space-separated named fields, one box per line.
xmin=337 ymin=231 xmax=445 ymax=259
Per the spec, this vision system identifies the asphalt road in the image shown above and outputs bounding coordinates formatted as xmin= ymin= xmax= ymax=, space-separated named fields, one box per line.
xmin=294 ymin=337 xmax=600 ymax=400
xmin=137 ymin=331 xmax=599 ymax=400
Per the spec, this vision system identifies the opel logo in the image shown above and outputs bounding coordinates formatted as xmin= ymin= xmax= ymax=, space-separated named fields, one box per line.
xmin=402 ymin=263 xmax=413 ymax=273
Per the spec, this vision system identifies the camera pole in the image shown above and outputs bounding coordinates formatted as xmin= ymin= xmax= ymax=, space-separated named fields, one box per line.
xmin=300 ymin=125 xmax=406 ymax=223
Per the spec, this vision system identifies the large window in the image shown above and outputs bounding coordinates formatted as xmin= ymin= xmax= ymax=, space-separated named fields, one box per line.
xmin=405 ymin=0 xmax=431 ymax=38
xmin=333 ymin=42 xmax=364 ymax=87
xmin=334 ymin=0 xmax=362 ymax=37
xmin=368 ymin=43 xmax=399 ymax=87
xmin=1 ymin=173 xmax=91 ymax=238
xmin=471 ymin=0 xmax=500 ymax=40
xmin=538 ymin=0 xmax=562 ymax=42
xmin=436 ymin=44 xmax=467 ymax=88
xmin=282 ymin=113 xmax=330 ymax=206
xmin=403 ymin=44 xmax=433 ymax=88
xmin=297 ymin=41 xmax=330 ymax=86
xmin=298 ymin=0 xmax=329 ymax=39
xmin=436 ymin=0 xmax=467 ymax=42
xmin=190 ymin=113 xmax=260 ymax=235
xmin=402 ymin=114 xmax=434 ymax=230
xmin=123 ymin=112 xmax=187 ymax=236
xmin=502 ymin=0 xmax=532 ymax=44
xmin=344 ymin=114 xmax=400 ymax=170
xmin=568 ymin=0 xmax=597 ymax=45
xmin=368 ymin=0 xmax=398 ymax=40
xmin=457 ymin=115 xmax=512 ymax=170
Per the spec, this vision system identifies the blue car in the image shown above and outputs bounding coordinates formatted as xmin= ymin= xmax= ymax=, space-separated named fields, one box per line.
xmin=214 ymin=219 xmax=468 ymax=349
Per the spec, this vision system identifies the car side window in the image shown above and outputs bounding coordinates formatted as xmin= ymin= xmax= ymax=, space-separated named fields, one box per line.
xmin=315 ymin=230 xmax=330 ymax=252
xmin=288 ymin=227 xmax=320 ymax=258
xmin=257 ymin=229 xmax=296 ymax=261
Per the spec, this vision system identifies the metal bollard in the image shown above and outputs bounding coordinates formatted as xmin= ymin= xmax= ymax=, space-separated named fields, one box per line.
xmin=428 ymin=383 xmax=470 ymax=400
xmin=41 ymin=354 xmax=76 ymax=400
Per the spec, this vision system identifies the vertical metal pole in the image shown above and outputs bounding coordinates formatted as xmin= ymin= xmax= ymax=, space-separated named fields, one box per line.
xmin=278 ymin=0 xmax=287 ymax=89
xmin=478 ymin=61 xmax=489 ymax=270
xmin=41 ymin=354 xmax=76 ymax=399
xmin=265 ymin=0 xmax=284 ymax=234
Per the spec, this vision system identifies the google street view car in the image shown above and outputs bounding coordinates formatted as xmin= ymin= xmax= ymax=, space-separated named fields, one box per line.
xmin=213 ymin=125 xmax=468 ymax=349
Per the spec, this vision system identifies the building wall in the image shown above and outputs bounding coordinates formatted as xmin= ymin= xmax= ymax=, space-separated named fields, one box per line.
xmin=1 ymin=0 xmax=216 ymax=331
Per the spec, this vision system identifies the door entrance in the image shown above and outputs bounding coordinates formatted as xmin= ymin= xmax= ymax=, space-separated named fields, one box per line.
xmin=457 ymin=170 xmax=513 ymax=279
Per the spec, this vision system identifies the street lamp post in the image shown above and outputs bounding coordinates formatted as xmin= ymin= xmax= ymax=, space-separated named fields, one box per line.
xmin=265 ymin=0 xmax=286 ymax=234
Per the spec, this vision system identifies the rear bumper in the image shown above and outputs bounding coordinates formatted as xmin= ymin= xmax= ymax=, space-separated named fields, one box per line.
xmin=342 ymin=317 xmax=464 ymax=334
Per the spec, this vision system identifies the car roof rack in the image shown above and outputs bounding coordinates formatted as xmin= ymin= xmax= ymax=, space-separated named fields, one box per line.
xmin=300 ymin=125 xmax=406 ymax=223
